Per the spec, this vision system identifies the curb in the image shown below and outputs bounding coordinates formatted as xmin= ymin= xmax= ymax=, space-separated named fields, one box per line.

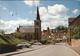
xmin=65 ymin=44 xmax=80 ymax=56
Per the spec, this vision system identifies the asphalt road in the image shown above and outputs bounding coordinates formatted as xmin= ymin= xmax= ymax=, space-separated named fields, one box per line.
xmin=13 ymin=43 xmax=80 ymax=56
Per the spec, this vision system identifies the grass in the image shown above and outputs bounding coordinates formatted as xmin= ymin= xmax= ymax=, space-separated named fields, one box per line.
xmin=0 ymin=37 xmax=8 ymax=44
xmin=0 ymin=35 xmax=25 ymax=45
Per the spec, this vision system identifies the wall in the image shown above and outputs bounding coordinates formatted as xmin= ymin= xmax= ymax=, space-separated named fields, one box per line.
xmin=71 ymin=39 xmax=80 ymax=47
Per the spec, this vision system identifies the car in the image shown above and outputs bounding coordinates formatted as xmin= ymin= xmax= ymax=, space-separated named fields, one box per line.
xmin=17 ymin=42 xmax=31 ymax=49
xmin=34 ymin=42 xmax=42 ymax=45
xmin=55 ymin=38 xmax=63 ymax=43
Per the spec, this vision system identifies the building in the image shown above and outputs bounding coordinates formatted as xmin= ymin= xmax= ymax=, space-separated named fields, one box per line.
xmin=16 ymin=26 xmax=34 ymax=41
xmin=34 ymin=7 xmax=41 ymax=41
xmin=42 ymin=27 xmax=56 ymax=39
xmin=42 ymin=26 xmax=67 ymax=42
xmin=68 ymin=15 xmax=80 ymax=45
xmin=69 ymin=15 xmax=80 ymax=26
xmin=16 ymin=7 xmax=41 ymax=41
xmin=68 ymin=15 xmax=80 ymax=38
xmin=17 ymin=26 xmax=34 ymax=33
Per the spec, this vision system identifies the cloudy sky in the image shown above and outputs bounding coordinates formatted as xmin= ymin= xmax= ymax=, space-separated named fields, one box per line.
xmin=0 ymin=0 xmax=80 ymax=34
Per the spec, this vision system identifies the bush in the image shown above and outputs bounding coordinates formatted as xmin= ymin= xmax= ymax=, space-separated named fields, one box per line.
xmin=72 ymin=26 xmax=80 ymax=39
xmin=40 ymin=39 xmax=47 ymax=44
xmin=0 ymin=44 xmax=17 ymax=54
xmin=40 ymin=36 xmax=56 ymax=45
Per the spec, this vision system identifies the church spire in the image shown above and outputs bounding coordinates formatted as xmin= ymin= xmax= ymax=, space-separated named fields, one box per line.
xmin=36 ymin=6 xmax=40 ymax=20
xmin=34 ymin=6 xmax=41 ymax=41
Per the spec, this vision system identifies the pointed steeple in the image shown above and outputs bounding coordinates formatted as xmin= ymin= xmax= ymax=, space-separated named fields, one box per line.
xmin=34 ymin=6 xmax=41 ymax=41
xmin=36 ymin=6 xmax=40 ymax=20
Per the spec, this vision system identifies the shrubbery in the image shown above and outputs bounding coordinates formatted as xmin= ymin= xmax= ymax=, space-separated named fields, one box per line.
xmin=0 ymin=32 xmax=29 ymax=53
xmin=0 ymin=44 xmax=17 ymax=54
xmin=40 ymin=36 xmax=56 ymax=45
xmin=72 ymin=26 xmax=80 ymax=39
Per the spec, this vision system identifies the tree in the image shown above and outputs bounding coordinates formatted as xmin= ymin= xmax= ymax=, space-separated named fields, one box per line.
xmin=55 ymin=25 xmax=68 ymax=32
xmin=0 ymin=30 xmax=5 ymax=35
xmin=73 ymin=25 xmax=80 ymax=39
xmin=14 ymin=32 xmax=23 ymax=38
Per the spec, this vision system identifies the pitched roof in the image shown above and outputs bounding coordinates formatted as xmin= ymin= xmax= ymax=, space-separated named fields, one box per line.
xmin=19 ymin=26 xmax=34 ymax=33
xmin=69 ymin=15 xmax=80 ymax=25
xmin=69 ymin=17 xmax=75 ymax=23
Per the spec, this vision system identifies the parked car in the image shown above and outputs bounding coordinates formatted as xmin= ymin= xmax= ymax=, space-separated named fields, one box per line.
xmin=34 ymin=42 xmax=42 ymax=45
xmin=17 ymin=42 xmax=31 ymax=49
xmin=55 ymin=38 xmax=63 ymax=43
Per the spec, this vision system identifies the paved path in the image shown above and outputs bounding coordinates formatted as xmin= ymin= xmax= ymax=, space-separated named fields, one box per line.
xmin=13 ymin=43 xmax=80 ymax=56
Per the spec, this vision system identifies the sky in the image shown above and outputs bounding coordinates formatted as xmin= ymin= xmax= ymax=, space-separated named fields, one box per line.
xmin=0 ymin=0 xmax=80 ymax=34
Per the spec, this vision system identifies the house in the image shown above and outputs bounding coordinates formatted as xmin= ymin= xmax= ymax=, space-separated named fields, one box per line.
xmin=68 ymin=15 xmax=80 ymax=38
xmin=68 ymin=15 xmax=80 ymax=45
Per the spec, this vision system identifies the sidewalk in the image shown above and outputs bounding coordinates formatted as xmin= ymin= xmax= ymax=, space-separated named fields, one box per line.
xmin=71 ymin=46 xmax=80 ymax=55
xmin=1 ymin=45 xmax=46 ymax=56
xmin=61 ymin=43 xmax=80 ymax=56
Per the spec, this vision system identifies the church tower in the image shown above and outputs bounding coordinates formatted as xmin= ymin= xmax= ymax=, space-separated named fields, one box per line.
xmin=34 ymin=7 xmax=41 ymax=41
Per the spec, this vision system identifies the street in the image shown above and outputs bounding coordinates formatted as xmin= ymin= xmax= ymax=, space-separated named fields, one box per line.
xmin=13 ymin=43 xmax=80 ymax=56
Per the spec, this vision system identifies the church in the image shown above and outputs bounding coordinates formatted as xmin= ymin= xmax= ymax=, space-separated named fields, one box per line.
xmin=16 ymin=7 xmax=41 ymax=41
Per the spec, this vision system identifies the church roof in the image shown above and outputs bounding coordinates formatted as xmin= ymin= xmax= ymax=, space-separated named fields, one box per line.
xmin=19 ymin=26 xmax=34 ymax=33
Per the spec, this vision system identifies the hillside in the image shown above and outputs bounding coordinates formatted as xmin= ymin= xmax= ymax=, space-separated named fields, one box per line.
xmin=0 ymin=34 xmax=23 ymax=45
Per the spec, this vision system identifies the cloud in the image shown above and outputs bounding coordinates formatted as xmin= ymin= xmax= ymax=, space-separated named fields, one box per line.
xmin=72 ymin=9 xmax=79 ymax=14
xmin=2 ymin=7 xmax=7 ymax=10
xmin=10 ymin=11 xmax=13 ymax=15
xmin=0 ymin=4 xmax=69 ymax=34
xmin=24 ymin=0 xmax=33 ymax=6
xmin=41 ymin=13 xmax=69 ymax=30
xmin=0 ymin=19 xmax=33 ymax=34
xmin=42 ymin=20 xmax=68 ymax=30
xmin=0 ymin=5 xmax=14 ymax=16
xmin=39 ymin=4 xmax=69 ymax=30
xmin=23 ymin=0 xmax=40 ymax=6
xmin=39 ymin=4 xmax=69 ymax=21
xmin=41 ymin=14 xmax=62 ymax=21
xmin=0 ymin=5 xmax=7 ymax=10
xmin=48 ymin=4 xmax=68 ymax=15
xmin=39 ymin=7 xmax=47 ymax=16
